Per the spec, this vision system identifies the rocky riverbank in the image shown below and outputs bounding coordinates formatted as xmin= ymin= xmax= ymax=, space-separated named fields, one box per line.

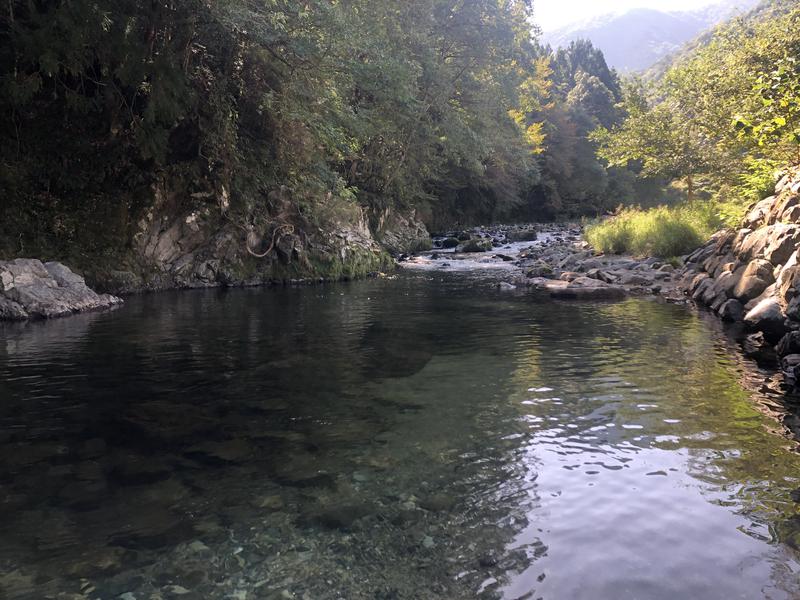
xmin=406 ymin=223 xmax=683 ymax=301
xmin=0 ymin=195 xmax=433 ymax=320
xmin=678 ymin=168 xmax=800 ymax=379
xmin=0 ymin=259 xmax=122 ymax=320
xmin=408 ymin=167 xmax=800 ymax=385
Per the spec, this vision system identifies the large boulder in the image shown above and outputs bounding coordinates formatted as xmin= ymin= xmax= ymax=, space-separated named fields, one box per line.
xmin=373 ymin=209 xmax=432 ymax=256
xmin=764 ymin=225 xmax=800 ymax=265
xmin=742 ymin=196 xmax=775 ymax=229
xmin=744 ymin=298 xmax=786 ymax=343
xmin=719 ymin=299 xmax=745 ymax=322
xmin=457 ymin=239 xmax=493 ymax=253
xmin=692 ymin=278 xmax=716 ymax=303
xmin=734 ymin=227 xmax=773 ymax=262
xmin=777 ymin=331 xmax=800 ymax=357
xmin=772 ymin=193 xmax=800 ymax=223
xmin=506 ymin=227 xmax=539 ymax=242
xmin=733 ymin=259 xmax=775 ymax=303
xmin=0 ymin=259 xmax=122 ymax=320
xmin=712 ymin=266 xmax=744 ymax=300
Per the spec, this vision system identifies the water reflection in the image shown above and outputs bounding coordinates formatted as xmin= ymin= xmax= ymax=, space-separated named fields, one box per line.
xmin=0 ymin=275 xmax=799 ymax=598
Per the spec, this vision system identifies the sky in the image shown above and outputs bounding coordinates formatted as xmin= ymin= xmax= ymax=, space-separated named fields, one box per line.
xmin=534 ymin=0 xmax=725 ymax=31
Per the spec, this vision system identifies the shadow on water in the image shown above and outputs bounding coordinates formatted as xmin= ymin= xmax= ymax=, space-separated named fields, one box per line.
xmin=1 ymin=274 xmax=800 ymax=598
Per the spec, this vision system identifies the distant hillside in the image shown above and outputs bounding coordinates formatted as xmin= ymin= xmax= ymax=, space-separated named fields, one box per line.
xmin=542 ymin=0 xmax=759 ymax=73
xmin=645 ymin=0 xmax=795 ymax=81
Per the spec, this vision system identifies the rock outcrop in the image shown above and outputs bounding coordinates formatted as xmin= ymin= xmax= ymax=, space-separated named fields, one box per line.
xmin=0 ymin=259 xmax=121 ymax=320
xmin=372 ymin=208 xmax=432 ymax=256
xmin=680 ymin=168 xmax=800 ymax=354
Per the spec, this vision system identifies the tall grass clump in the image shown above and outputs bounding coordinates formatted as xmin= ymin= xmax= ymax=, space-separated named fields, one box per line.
xmin=585 ymin=202 xmax=724 ymax=258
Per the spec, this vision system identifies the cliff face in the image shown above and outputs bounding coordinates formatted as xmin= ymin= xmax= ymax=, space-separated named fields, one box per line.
xmin=681 ymin=168 xmax=800 ymax=356
xmin=3 ymin=176 xmax=431 ymax=297
xmin=93 ymin=182 xmax=390 ymax=295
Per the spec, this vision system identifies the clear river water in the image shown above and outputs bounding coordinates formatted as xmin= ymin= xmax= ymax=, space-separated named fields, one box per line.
xmin=3 ymin=269 xmax=800 ymax=599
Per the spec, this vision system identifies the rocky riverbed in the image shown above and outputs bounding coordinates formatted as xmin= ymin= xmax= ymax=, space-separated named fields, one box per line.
xmin=677 ymin=167 xmax=800 ymax=383
xmin=405 ymin=168 xmax=800 ymax=390
xmin=403 ymin=214 xmax=800 ymax=384
xmin=404 ymin=223 xmax=683 ymax=302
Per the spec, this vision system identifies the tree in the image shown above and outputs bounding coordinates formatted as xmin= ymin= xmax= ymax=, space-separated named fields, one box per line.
xmin=592 ymin=4 xmax=800 ymax=209
xmin=592 ymin=92 xmax=714 ymax=201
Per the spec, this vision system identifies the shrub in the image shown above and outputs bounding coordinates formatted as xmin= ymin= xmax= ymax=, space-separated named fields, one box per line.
xmin=585 ymin=202 xmax=724 ymax=258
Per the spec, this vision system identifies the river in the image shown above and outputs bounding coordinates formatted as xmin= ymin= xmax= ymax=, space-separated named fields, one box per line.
xmin=2 ymin=267 xmax=800 ymax=599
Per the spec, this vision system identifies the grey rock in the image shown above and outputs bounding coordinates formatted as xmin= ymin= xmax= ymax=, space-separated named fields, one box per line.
xmin=0 ymin=259 xmax=122 ymax=321
xmin=506 ymin=228 xmax=539 ymax=242
xmin=782 ymin=354 xmax=800 ymax=371
xmin=735 ymin=227 xmax=772 ymax=262
xmin=777 ymin=331 xmax=800 ymax=357
xmin=525 ymin=261 xmax=553 ymax=278
xmin=619 ymin=272 xmax=653 ymax=286
xmin=44 ymin=261 xmax=86 ymax=287
xmin=375 ymin=209 xmax=432 ymax=255
xmin=0 ymin=296 xmax=28 ymax=320
xmin=577 ymin=258 xmax=602 ymax=272
xmin=689 ymin=272 xmax=710 ymax=294
xmin=742 ymin=196 xmax=775 ymax=229
xmin=709 ymin=292 xmax=728 ymax=312
xmin=712 ymin=267 xmax=744 ymax=300
xmin=718 ymin=299 xmax=745 ymax=322
xmin=457 ymin=239 xmax=493 ymax=253
xmin=744 ymin=298 xmax=787 ymax=343
xmin=548 ymin=278 xmax=627 ymax=301
xmin=787 ymin=296 xmax=800 ymax=321
xmin=733 ymin=259 xmax=775 ymax=302
xmin=692 ymin=278 xmax=715 ymax=303
xmin=764 ymin=225 xmax=800 ymax=265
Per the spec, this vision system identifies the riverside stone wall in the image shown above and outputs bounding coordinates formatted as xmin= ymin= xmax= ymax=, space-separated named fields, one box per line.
xmin=681 ymin=168 xmax=800 ymax=369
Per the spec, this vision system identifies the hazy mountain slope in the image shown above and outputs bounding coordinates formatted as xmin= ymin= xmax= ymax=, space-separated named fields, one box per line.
xmin=645 ymin=0 xmax=794 ymax=81
xmin=542 ymin=0 xmax=759 ymax=73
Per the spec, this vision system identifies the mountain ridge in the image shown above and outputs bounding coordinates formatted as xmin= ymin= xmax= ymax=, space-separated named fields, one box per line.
xmin=542 ymin=0 xmax=759 ymax=73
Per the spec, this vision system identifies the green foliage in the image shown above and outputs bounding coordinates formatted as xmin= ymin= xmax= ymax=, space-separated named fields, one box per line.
xmin=518 ymin=39 xmax=646 ymax=221
xmin=594 ymin=3 xmax=800 ymax=211
xmin=735 ymin=54 xmax=800 ymax=154
xmin=585 ymin=202 xmax=724 ymax=258
xmin=0 ymin=0 xmax=552 ymax=256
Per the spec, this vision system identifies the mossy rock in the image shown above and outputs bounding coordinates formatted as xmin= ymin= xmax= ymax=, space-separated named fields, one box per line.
xmin=457 ymin=239 xmax=492 ymax=253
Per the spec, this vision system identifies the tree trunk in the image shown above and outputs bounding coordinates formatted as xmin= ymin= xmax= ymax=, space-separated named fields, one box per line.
xmin=686 ymin=174 xmax=694 ymax=202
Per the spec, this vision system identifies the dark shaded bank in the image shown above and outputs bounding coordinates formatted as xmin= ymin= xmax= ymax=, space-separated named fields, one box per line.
xmin=0 ymin=199 xmax=426 ymax=297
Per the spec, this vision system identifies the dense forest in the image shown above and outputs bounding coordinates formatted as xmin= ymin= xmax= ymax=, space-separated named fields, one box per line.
xmin=1 ymin=0 xmax=799 ymax=278
xmin=0 ymin=0 xmax=646 ymax=276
